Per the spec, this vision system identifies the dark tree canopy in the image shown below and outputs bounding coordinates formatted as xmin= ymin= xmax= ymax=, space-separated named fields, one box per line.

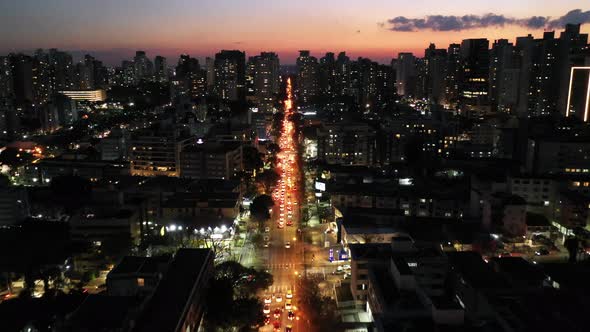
xmin=250 ymin=194 xmax=274 ymax=223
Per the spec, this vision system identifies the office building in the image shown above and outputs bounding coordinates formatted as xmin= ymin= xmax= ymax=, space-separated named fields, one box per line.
xmin=214 ymin=50 xmax=246 ymax=101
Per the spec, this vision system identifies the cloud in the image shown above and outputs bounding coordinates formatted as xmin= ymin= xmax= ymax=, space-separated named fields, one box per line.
xmin=547 ymin=9 xmax=590 ymax=29
xmin=383 ymin=9 xmax=590 ymax=32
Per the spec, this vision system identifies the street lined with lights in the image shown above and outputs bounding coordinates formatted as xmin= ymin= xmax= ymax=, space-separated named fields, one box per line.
xmin=261 ymin=78 xmax=305 ymax=331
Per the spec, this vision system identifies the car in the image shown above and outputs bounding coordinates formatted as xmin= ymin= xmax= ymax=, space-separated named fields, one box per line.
xmin=286 ymin=290 xmax=293 ymax=299
xmin=264 ymin=235 xmax=270 ymax=242
xmin=273 ymin=321 xmax=281 ymax=331
xmin=265 ymin=227 xmax=270 ymax=233
xmin=288 ymin=311 xmax=295 ymax=320
xmin=285 ymin=299 xmax=292 ymax=310
xmin=264 ymin=315 xmax=271 ymax=325
xmin=275 ymin=294 xmax=283 ymax=303
xmin=535 ymin=248 xmax=550 ymax=256
xmin=263 ymin=304 xmax=270 ymax=314
xmin=264 ymin=297 xmax=272 ymax=304
xmin=273 ymin=308 xmax=281 ymax=318
xmin=285 ymin=242 xmax=291 ymax=249
xmin=285 ymin=325 xmax=293 ymax=332
xmin=263 ymin=242 xmax=270 ymax=248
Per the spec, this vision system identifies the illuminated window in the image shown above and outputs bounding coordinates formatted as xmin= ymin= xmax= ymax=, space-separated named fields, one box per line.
xmin=573 ymin=181 xmax=581 ymax=187
xmin=137 ymin=278 xmax=145 ymax=287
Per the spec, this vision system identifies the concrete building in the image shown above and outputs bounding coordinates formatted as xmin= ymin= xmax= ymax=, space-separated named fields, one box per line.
xmin=460 ymin=39 xmax=490 ymax=115
xmin=395 ymin=53 xmax=416 ymax=97
xmin=214 ymin=50 xmax=246 ymax=101
xmin=58 ymin=89 xmax=106 ymax=102
xmin=316 ymin=122 xmax=376 ymax=166
xmin=0 ymin=182 xmax=29 ymax=226
xmin=250 ymin=52 xmax=280 ymax=111
xmin=526 ymin=137 xmax=590 ymax=175
xmin=179 ymin=141 xmax=242 ymax=179
xmin=129 ymin=126 xmax=194 ymax=177
xmin=296 ymin=50 xmax=319 ymax=104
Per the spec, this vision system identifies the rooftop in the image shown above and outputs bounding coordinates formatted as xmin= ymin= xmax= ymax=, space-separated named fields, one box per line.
xmin=133 ymin=248 xmax=213 ymax=332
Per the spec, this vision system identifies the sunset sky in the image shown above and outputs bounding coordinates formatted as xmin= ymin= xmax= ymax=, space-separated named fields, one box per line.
xmin=0 ymin=0 xmax=589 ymax=65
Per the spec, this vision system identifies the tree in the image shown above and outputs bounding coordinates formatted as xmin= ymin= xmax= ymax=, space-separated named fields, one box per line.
xmin=296 ymin=274 xmax=339 ymax=331
xmin=205 ymin=261 xmax=271 ymax=330
xmin=267 ymin=143 xmax=280 ymax=155
xmin=249 ymin=195 xmax=274 ymax=226
xmin=255 ymin=169 xmax=280 ymax=194
xmin=243 ymin=146 xmax=263 ymax=173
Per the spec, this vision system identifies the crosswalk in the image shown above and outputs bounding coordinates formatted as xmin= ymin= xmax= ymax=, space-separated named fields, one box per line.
xmin=266 ymin=263 xmax=299 ymax=270
xmin=266 ymin=284 xmax=293 ymax=294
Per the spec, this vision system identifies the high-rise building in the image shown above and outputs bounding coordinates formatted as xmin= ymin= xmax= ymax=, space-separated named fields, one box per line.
xmin=565 ymin=66 xmax=590 ymax=122
xmin=319 ymin=52 xmax=337 ymax=98
xmin=48 ymin=49 xmax=75 ymax=91
xmin=0 ymin=98 xmax=17 ymax=140
xmin=490 ymin=39 xmax=520 ymax=113
xmin=32 ymin=49 xmax=52 ymax=105
xmin=423 ymin=44 xmax=447 ymax=103
xmin=9 ymin=54 xmax=34 ymax=107
xmin=154 ymin=56 xmax=168 ymax=82
xmin=205 ymin=57 xmax=215 ymax=93
xmin=75 ymin=54 xmax=96 ymax=90
xmin=122 ymin=60 xmax=135 ymax=87
xmin=460 ymin=38 xmax=490 ymax=114
xmin=335 ymin=52 xmax=351 ymax=96
xmin=444 ymin=43 xmax=462 ymax=106
xmin=557 ymin=24 xmax=590 ymax=113
xmin=251 ymin=52 xmax=280 ymax=111
xmin=174 ymin=55 xmax=206 ymax=99
xmin=0 ymin=56 xmax=13 ymax=98
xmin=214 ymin=50 xmax=246 ymax=101
xmin=395 ymin=53 xmax=416 ymax=97
xmin=518 ymin=32 xmax=564 ymax=116
xmin=134 ymin=51 xmax=153 ymax=84
xmin=296 ymin=50 xmax=319 ymax=104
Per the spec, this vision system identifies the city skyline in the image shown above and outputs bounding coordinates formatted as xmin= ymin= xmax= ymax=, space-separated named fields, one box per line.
xmin=1 ymin=1 xmax=589 ymax=65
